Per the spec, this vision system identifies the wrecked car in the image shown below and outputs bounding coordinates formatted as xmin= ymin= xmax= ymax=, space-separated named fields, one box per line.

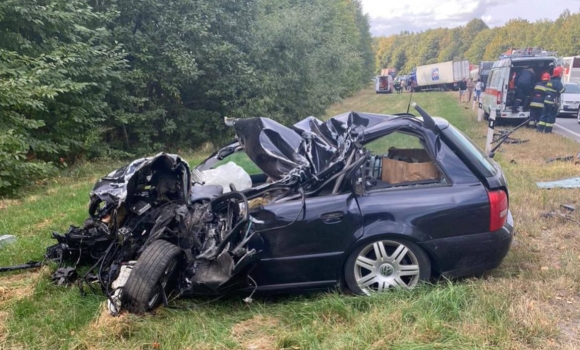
xmin=44 ymin=104 xmax=514 ymax=314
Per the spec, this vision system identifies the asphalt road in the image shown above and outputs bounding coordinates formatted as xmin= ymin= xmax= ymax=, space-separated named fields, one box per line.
xmin=554 ymin=114 xmax=580 ymax=142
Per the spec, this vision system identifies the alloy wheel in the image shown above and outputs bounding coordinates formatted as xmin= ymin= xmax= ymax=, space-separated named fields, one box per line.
xmin=353 ymin=240 xmax=420 ymax=295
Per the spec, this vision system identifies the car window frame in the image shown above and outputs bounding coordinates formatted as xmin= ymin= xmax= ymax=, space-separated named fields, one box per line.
xmin=360 ymin=130 xmax=450 ymax=195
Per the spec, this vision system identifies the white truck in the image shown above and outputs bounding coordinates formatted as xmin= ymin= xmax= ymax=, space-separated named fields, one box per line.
xmin=414 ymin=60 xmax=470 ymax=91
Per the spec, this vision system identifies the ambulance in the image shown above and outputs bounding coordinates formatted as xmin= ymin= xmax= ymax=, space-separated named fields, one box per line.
xmin=481 ymin=48 xmax=559 ymax=121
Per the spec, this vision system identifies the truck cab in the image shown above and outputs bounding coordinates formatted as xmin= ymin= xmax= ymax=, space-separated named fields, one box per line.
xmin=482 ymin=49 xmax=558 ymax=121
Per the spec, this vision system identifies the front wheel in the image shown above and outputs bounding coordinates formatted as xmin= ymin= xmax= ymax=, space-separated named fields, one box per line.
xmin=123 ymin=240 xmax=182 ymax=313
xmin=344 ymin=238 xmax=430 ymax=295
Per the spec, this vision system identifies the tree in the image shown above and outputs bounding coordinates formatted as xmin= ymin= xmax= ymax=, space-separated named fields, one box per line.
xmin=0 ymin=0 xmax=125 ymax=194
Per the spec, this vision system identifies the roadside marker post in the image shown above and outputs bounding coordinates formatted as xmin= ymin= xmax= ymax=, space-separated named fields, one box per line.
xmin=485 ymin=111 xmax=496 ymax=153
xmin=477 ymin=99 xmax=483 ymax=122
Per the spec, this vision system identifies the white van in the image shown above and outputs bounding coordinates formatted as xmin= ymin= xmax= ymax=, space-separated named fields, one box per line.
xmin=481 ymin=53 xmax=558 ymax=121
xmin=375 ymin=75 xmax=393 ymax=94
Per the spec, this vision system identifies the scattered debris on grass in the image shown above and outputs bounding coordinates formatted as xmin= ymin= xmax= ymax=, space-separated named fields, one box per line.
xmin=536 ymin=177 xmax=580 ymax=189
xmin=546 ymin=155 xmax=575 ymax=163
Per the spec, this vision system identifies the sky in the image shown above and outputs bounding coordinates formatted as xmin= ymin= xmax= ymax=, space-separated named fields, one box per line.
xmin=361 ymin=0 xmax=580 ymax=37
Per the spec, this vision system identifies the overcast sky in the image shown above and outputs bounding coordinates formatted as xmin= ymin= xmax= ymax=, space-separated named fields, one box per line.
xmin=361 ymin=0 xmax=580 ymax=37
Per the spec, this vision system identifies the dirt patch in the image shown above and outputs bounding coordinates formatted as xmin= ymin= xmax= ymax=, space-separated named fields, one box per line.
xmin=0 ymin=310 xmax=9 ymax=342
xmin=0 ymin=199 xmax=21 ymax=210
xmin=84 ymin=302 xmax=135 ymax=342
xmin=231 ymin=315 xmax=280 ymax=350
xmin=34 ymin=218 xmax=53 ymax=229
xmin=0 ymin=268 xmax=46 ymax=307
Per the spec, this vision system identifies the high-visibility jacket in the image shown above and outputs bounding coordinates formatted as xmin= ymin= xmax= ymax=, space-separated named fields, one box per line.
xmin=544 ymin=77 xmax=565 ymax=105
xmin=530 ymin=81 xmax=548 ymax=108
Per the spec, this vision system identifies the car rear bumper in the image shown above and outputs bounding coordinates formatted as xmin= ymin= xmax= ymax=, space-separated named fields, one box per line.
xmin=558 ymin=108 xmax=578 ymax=116
xmin=420 ymin=211 xmax=514 ymax=279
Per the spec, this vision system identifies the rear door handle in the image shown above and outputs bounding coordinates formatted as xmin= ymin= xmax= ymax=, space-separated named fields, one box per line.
xmin=320 ymin=211 xmax=345 ymax=224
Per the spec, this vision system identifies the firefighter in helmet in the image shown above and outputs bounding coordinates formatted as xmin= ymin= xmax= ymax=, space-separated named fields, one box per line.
xmin=528 ymin=72 xmax=550 ymax=128
xmin=537 ymin=66 xmax=566 ymax=133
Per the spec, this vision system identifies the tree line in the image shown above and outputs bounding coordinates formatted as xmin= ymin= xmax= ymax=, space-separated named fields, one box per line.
xmin=374 ymin=10 xmax=580 ymax=74
xmin=0 ymin=0 xmax=374 ymax=194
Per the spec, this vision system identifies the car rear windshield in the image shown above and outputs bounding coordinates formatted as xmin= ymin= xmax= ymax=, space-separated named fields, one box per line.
xmin=443 ymin=125 xmax=499 ymax=178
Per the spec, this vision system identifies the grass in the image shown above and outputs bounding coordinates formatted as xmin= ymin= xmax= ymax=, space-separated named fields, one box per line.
xmin=2 ymin=88 xmax=580 ymax=349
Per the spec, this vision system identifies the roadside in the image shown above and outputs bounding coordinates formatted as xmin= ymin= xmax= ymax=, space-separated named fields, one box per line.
xmin=1 ymin=89 xmax=580 ymax=349
xmin=554 ymin=116 xmax=580 ymax=143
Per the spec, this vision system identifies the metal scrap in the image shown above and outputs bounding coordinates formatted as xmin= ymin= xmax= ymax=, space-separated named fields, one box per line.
xmin=546 ymin=155 xmax=574 ymax=163
xmin=537 ymin=177 xmax=580 ymax=189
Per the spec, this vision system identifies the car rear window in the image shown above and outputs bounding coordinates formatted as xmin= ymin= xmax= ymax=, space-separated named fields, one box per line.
xmin=443 ymin=125 xmax=498 ymax=178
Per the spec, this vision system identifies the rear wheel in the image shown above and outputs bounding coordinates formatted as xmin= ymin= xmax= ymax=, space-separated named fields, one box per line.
xmin=484 ymin=111 xmax=490 ymax=120
xmin=123 ymin=240 xmax=182 ymax=313
xmin=344 ymin=238 xmax=430 ymax=296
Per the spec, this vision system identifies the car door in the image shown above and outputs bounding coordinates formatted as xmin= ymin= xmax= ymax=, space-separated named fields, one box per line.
xmin=248 ymin=192 xmax=362 ymax=288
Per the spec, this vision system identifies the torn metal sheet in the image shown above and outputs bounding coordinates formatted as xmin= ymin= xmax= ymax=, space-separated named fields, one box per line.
xmin=232 ymin=112 xmax=399 ymax=182
xmin=537 ymin=177 xmax=580 ymax=189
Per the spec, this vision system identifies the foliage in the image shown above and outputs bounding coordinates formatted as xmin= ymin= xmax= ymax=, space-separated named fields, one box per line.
xmin=0 ymin=0 xmax=373 ymax=195
xmin=375 ymin=11 xmax=580 ymax=73
xmin=0 ymin=0 xmax=126 ymax=194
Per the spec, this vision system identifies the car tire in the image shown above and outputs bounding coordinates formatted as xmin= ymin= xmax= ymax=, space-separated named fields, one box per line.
xmin=483 ymin=112 xmax=490 ymax=120
xmin=344 ymin=238 xmax=430 ymax=296
xmin=123 ymin=240 xmax=182 ymax=313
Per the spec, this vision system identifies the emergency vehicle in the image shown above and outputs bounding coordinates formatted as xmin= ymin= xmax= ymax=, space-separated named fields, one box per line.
xmin=481 ymin=48 xmax=559 ymax=121
xmin=561 ymin=56 xmax=580 ymax=84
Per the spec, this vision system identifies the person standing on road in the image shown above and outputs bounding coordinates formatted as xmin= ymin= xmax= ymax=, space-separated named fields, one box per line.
xmin=467 ymin=78 xmax=475 ymax=102
xmin=513 ymin=67 xmax=535 ymax=113
xmin=458 ymin=78 xmax=467 ymax=102
xmin=537 ymin=67 xmax=566 ymax=133
xmin=475 ymin=79 xmax=483 ymax=101
xmin=529 ymin=72 xmax=550 ymax=128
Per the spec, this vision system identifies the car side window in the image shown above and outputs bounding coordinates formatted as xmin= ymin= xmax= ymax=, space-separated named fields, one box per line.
xmin=362 ymin=132 xmax=443 ymax=191
xmin=487 ymin=70 xmax=494 ymax=88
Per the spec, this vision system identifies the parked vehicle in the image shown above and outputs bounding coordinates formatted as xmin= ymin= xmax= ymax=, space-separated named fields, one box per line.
xmin=44 ymin=105 xmax=513 ymax=313
xmin=479 ymin=61 xmax=494 ymax=89
xmin=558 ymin=82 xmax=580 ymax=117
xmin=414 ymin=60 xmax=470 ymax=91
xmin=562 ymin=56 xmax=580 ymax=84
xmin=481 ymin=48 xmax=558 ymax=121
xmin=375 ymin=75 xmax=393 ymax=94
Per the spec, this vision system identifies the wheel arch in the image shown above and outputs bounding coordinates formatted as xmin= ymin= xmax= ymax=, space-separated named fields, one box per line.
xmin=339 ymin=231 xmax=442 ymax=286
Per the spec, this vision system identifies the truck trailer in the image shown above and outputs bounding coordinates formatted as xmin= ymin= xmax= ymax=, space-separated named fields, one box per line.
xmin=415 ymin=60 xmax=470 ymax=91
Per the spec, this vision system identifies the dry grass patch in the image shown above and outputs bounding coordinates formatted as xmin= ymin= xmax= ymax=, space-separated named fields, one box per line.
xmin=231 ymin=315 xmax=280 ymax=350
xmin=474 ymin=121 xmax=580 ymax=348
xmin=0 ymin=268 xmax=46 ymax=307
xmin=0 ymin=199 xmax=21 ymax=210
xmin=83 ymin=303 xmax=136 ymax=343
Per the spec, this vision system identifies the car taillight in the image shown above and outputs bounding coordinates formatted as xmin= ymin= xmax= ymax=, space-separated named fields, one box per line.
xmin=488 ymin=189 xmax=508 ymax=231
xmin=496 ymin=92 xmax=502 ymax=105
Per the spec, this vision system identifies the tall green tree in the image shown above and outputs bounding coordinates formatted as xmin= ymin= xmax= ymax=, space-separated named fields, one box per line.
xmin=0 ymin=0 xmax=125 ymax=193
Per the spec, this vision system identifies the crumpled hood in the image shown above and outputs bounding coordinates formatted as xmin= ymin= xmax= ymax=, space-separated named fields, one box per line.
xmin=90 ymin=153 xmax=191 ymax=207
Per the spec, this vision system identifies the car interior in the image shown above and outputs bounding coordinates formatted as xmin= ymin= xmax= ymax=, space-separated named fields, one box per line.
xmin=504 ymin=59 xmax=554 ymax=110
xmin=208 ymin=130 xmax=443 ymax=198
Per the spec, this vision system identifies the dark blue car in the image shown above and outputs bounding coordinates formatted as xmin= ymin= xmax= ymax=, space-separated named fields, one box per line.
xmin=46 ymin=105 xmax=513 ymax=313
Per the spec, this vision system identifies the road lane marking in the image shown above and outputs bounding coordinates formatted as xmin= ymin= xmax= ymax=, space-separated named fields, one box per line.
xmin=554 ymin=123 xmax=580 ymax=141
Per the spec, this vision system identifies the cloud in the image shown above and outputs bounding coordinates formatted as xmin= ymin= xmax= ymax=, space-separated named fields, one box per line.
xmin=363 ymin=0 xmax=514 ymax=36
